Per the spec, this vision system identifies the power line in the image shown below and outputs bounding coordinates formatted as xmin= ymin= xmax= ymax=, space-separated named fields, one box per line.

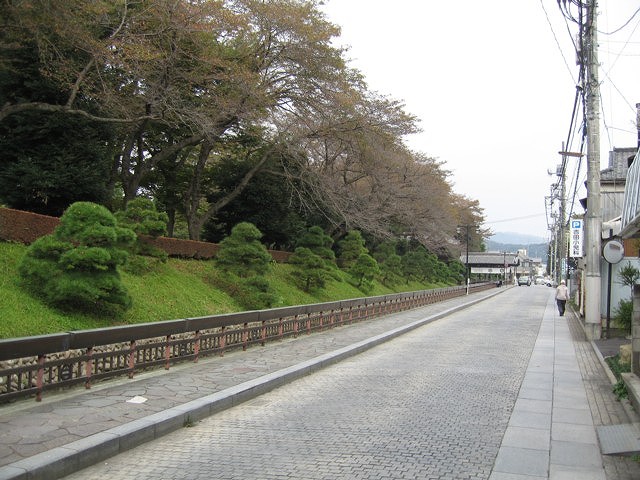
xmin=599 ymin=11 xmax=640 ymax=76
xmin=598 ymin=5 xmax=640 ymax=35
xmin=486 ymin=213 xmax=547 ymax=225
xmin=541 ymin=0 xmax=577 ymax=84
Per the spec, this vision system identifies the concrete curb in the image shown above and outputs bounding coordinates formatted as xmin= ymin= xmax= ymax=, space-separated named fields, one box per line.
xmin=0 ymin=290 xmax=501 ymax=480
xmin=591 ymin=339 xmax=619 ymax=386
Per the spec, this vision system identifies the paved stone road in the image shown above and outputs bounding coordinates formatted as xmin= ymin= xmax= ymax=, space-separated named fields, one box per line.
xmin=65 ymin=287 xmax=547 ymax=479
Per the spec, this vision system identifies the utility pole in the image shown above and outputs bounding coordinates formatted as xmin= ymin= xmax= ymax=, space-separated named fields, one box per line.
xmin=558 ymin=146 xmax=567 ymax=285
xmin=457 ymin=225 xmax=471 ymax=295
xmin=584 ymin=0 xmax=602 ymax=339
xmin=464 ymin=225 xmax=470 ymax=295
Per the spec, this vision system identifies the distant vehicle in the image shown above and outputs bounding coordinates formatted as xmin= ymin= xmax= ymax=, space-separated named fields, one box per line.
xmin=534 ymin=276 xmax=546 ymax=285
xmin=518 ymin=275 xmax=531 ymax=286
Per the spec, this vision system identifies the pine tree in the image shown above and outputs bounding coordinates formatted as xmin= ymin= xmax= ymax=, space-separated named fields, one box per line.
xmin=18 ymin=202 xmax=136 ymax=313
xmin=337 ymin=231 xmax=367 ymax=268
xmin=288 ymin=247 xmax=330 ymax=292
xmin=215 ymin=222 xmax=272 ymax=277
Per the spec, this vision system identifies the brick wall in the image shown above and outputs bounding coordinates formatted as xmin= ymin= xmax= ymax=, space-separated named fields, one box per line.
xmin=0 ymin=207 xmax=59 ymax=244
xmin=0 ymin=207 xmax=291 ymax=262
xmin=139 ymin=235 xmax=221 ymax=259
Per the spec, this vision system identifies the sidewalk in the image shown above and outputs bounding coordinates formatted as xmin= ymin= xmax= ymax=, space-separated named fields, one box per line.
xmin=1 ymin=287 xmax=639 ymax=480
xmin=490 ymin=294 xmax=640 ymax=479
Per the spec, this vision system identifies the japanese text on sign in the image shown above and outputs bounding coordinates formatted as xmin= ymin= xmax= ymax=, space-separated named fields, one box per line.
xmin=569 ymin=219 xmax=583 ymax=258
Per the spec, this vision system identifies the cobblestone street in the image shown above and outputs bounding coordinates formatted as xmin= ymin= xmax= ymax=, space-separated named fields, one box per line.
xmin=65 ymin=288 xmax=544 ymax=479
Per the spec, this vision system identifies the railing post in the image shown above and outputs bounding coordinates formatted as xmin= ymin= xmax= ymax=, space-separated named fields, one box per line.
xmin=165 ymin=335 xmax=171 ymax=370
xmin=306 ymin=314 xmax=311 ymax=334
xmin=194 ymin=330 xmax=201 ymax=363
xmin=278 ymin=318 xmax=283 ymax=340
xmin=220 ymin=326 xmax=226 ymax=357
xmin=85 ymin=347 xmax=93 ymax=389
xmin=261 ymin=320 xmax=267 ymax=346
xmin=128 ymin=340 xmax=136 ymax=379
xmin=242 ymin=322 xmax=249 ymax=351
xmin=35 ymin=354 xmax=45 ymax=402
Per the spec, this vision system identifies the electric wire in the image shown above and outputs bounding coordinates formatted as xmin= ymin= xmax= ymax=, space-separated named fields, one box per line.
xmin=599 ymin=12 xmax=640 ymax=80
xmin=599 ymin=92 xmax=613 ymax=154
xmin=541 ymin=0 xmax=577 ymax=84
xmin=598 ymin=5 xmax=640 ymax=35
xmin=566 ymin=132 xmax=586 ymax=224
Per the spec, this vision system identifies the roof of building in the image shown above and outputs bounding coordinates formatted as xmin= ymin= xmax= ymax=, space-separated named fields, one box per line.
xmin=461 ymin=252 xmax=520 ymax=266
xmin=601 ymin=147 xmax=636 ymax=182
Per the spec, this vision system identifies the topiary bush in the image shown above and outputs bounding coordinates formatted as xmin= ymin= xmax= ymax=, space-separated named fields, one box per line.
xmin=209 ymin=270 xmax=278 ymax=311
xmin=337 ymin=230 xmax=367 ymax=269
xmin=115 ymin=198 xmax=169 ymax=238
xmin=288 ymin=246 xmax=330 ymax=292
xmin=295 ymin=226 xmax=336 ymax=265
xmin=18 ymin=202 xmax=136 ymax=314
xmin=115 ymin=198 xmax=169 ymax=273
xmin=212 ymin=222 xmax=277 ymax=310
xmin=215 ymin=222 xmax=272 ymax=277
xmin=348 ymin=253 xmax=380 ymax=293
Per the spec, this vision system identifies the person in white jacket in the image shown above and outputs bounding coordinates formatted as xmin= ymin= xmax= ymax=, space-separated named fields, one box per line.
xmin=555 ymin=280 xmax=569 ymax=316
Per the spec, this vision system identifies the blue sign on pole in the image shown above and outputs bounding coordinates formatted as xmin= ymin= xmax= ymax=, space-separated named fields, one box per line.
xmin=569 ymin=219 xmax=583 ymax=258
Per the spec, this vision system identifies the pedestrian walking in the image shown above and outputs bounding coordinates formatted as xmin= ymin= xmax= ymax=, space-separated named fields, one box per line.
xmin=555 ymin=280 xmax=569 ymax=316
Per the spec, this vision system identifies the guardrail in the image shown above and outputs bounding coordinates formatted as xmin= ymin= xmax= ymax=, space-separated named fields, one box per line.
xmin=0 ymin=283 xmax=495 ymax=403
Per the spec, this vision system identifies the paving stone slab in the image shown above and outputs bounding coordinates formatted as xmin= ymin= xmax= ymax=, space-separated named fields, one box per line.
xmin=597 ymin=424 xmax=640 ymax=455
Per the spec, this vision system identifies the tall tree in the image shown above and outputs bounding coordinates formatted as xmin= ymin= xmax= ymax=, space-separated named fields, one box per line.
xmin=0 ymin=20 xmax=115 ymax=214
xmin=1 ymin=0 xmax=486 ymax=256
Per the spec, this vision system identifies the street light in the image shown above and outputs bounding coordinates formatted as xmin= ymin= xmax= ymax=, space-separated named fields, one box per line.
xmin=503 ymin=251 xmax=507 ymax=285
xmin=457 ymin=225 xmax=471 ymax=295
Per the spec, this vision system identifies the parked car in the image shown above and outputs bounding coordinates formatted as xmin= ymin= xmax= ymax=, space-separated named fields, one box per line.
xmin=518 ymin=275 xmax=531 ymax=286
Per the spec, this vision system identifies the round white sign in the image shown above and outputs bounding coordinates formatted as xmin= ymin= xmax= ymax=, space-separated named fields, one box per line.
xmin=603 ymin=239 xmax=624 ymax=264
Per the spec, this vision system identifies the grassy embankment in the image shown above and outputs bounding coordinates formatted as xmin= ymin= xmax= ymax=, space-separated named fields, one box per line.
xmin=0 ymin=241 xmax=444 ymax=339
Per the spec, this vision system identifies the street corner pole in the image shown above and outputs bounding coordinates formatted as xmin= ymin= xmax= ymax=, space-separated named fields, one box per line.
xmin=466 ymin=226 xmax=470 ymax=295
xmin=584 ymin=0 xmax=602 ymax=340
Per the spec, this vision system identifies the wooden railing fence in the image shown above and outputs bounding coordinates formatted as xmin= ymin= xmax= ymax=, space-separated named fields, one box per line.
xmin=0 ymin=283 xmax=494 ymax=403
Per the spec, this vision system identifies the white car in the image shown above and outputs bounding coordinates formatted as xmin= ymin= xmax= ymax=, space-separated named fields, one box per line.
xmin=518 ymin=275 xmax=531 ymax=286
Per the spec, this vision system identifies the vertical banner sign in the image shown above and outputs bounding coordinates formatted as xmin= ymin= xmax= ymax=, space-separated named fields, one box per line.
xmin=569 ymin=219 xmax=583 ymax=258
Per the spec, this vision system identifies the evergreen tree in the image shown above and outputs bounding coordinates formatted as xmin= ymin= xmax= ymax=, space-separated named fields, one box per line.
xmin=0 ymin=39 xmax=114 ymax=215
xmin=213 ymin=222 xmax=277 ymax=310
xmin=348 ymin=253 xmax=380 ymax=293
xmin=373 ymin=240 xmax=403 ymax=286
xmin=115 ymin=198 xmax=168 ymax=238
xmin=115 ymin=197 xmax=170 ymax=272
xmin=337 ymin=230 xmax=367 ymax=268
xmin=215 ymin=222 xmax=272 ymax=277
xmin=201 ymin=148 xmax=307 ymax=250
xmin=18 ymin=202 xmax=136 ymax=313
xmin=288 ymin=247 xmax=330 ymax=292
xmin=296 ymin=226 xmax=336 ymax=265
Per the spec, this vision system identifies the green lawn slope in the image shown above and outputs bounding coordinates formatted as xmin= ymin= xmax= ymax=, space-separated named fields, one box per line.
xmin=0 ymin=241 xmax=444 ymax=339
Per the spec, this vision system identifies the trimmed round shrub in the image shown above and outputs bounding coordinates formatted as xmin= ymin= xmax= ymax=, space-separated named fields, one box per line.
xmin=18 ymin=202 xmax=136 ymax=313
xmin=215 ymin=222 xmax=272 ymax=277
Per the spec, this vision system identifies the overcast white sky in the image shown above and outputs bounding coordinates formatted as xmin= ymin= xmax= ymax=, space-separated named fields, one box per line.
xmin=320 ymin=0 xmax=640 ymax=241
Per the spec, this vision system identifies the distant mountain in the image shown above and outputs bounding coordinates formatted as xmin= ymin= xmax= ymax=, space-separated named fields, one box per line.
xmin=485 ymin=232 xmax=550 ymax=264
